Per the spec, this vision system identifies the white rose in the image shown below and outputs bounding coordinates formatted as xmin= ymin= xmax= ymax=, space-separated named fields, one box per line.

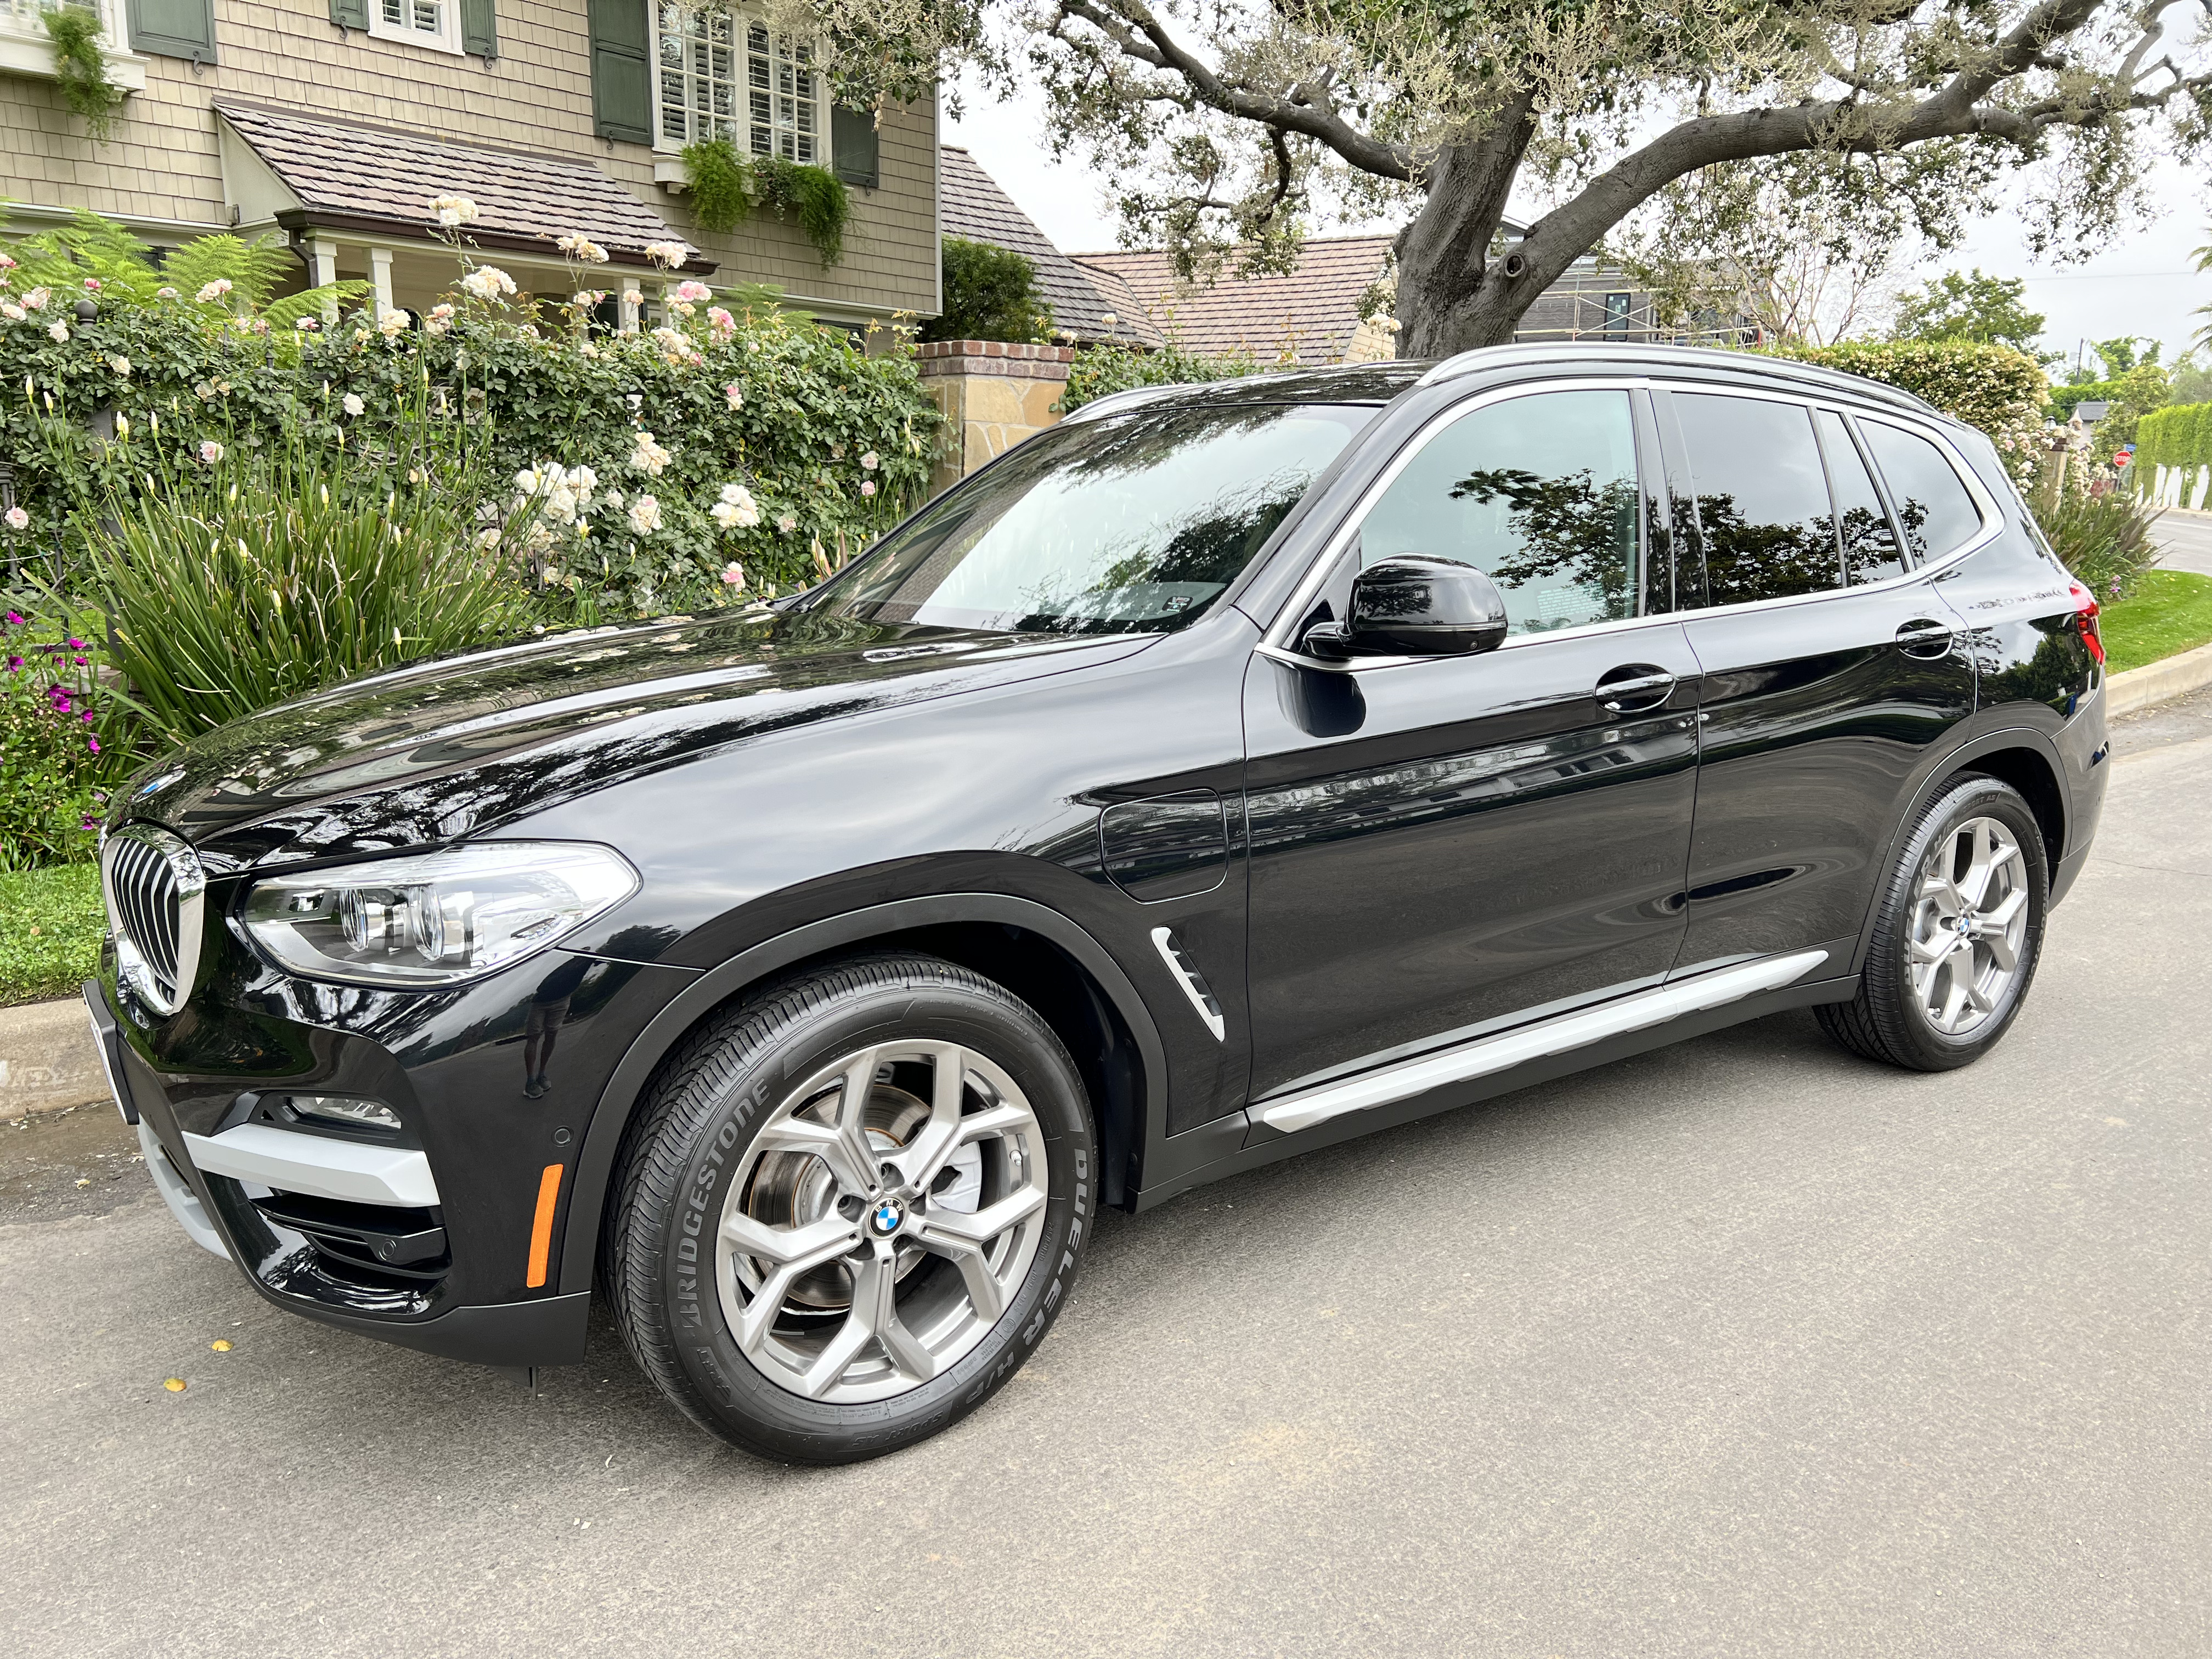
xmin=627 ymin=494 xmax=662 ymax=535
xmin=341 ymin=392 xmax=365 ymax=417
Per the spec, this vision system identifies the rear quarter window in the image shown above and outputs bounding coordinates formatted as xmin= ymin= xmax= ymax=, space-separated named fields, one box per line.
xmin=1859 ymin=420 xmax=1984 ymax=563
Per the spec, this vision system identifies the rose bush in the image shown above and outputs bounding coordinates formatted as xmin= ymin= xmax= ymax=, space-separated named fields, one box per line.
xmin=2 ymin=215 xmax=943 ymax=618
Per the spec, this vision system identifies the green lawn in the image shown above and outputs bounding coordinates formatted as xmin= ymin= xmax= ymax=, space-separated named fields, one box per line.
xmin=0 ymin=863 xmax=103 ymax=1008
xmin=2101 ymin=569 xmax=2212 ymax=676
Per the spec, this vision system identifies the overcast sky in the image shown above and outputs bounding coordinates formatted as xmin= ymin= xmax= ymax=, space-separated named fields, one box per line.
xmin=945 ymin=79 xmax=2210 ymax=370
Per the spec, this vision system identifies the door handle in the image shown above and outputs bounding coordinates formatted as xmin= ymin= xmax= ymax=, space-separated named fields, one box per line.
xmin=1895 ymin=619 xmax=1954 ymax=659
xmin=1595 ymin=665 xmax=1676 ymax=714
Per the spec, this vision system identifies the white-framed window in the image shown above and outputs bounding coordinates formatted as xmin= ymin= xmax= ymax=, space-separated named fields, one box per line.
xmin=653 ymin=5 xmax=820 ymax=162
xmin=0 ymin=0 xmax=142 ymax=84
xmin=1 ymin=0 xmax=117 ymax=47
xmin=368 ymin=0 xmax=461 ymax=55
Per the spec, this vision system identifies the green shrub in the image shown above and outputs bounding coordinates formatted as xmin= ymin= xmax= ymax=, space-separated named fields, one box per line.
xmin=919 ymin=238 xmax=1053 ymax=345
xmin=1 ymin=215 xmax=940 ymax=621
xmin=2035 ymin=487 xmax=2163 ymax=602
xmin=1763 ymin=340 xmax=2048 ymax=485
xmin=0 ymin=601 xmax=136 ymax=870
xmin=1061 ymin=341 xmax=1263 ymax=413
xmin=683 ymin=138 xmax=755 ymax=236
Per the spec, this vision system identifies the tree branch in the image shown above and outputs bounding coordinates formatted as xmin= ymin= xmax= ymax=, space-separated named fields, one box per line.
xmin=1051 ymin=0 xmax=1415 ymax=179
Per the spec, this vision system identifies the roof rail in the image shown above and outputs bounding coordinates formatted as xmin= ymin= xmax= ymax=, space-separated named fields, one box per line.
xmin=1411 ymin=340 xmax=1945 ymax=419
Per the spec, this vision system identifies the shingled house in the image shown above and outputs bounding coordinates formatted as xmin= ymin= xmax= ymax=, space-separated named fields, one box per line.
xmin=2 ymin=0 xmax=939 ymax=325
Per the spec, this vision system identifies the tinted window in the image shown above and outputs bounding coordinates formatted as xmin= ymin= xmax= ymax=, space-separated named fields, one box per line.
xmin=810 ymin=403 xmax=1373 ymax=635
xmin=1361 ymin=389 xmax=1639 ymax=635
xmin=1819 ymin=411 xmax=1904 ymax=585
xmin=1674 ymin=393 xmax=1841 ymax=604
xmin=1860 ymin=420 xmax=1983 ymax=562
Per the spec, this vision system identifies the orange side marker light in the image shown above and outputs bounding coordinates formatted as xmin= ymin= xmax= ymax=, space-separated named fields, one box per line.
xmin=527 ymin=1163 xmax=565 ymax=1288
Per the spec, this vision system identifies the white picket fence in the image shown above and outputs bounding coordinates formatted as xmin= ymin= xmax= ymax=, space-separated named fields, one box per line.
xmin=2145 ymin=464 xmax=2212 ymax=512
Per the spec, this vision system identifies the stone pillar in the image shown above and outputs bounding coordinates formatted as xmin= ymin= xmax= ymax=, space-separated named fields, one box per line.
xmin=913 ymin=341 xmax=1076 ymax=497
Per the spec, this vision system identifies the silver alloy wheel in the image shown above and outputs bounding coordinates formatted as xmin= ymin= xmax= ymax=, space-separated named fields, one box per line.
xmin=715 ymin=1039 xmax=1049 ymax=1404
xmin=1908 ymin=815 xmax=2030 ymax=1037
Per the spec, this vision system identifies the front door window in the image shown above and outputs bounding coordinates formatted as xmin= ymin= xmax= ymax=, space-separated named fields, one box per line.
xmin=1358 ymin=389 xmax=1641 ymax=635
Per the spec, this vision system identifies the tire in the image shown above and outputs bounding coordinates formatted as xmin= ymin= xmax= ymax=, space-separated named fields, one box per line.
xmin=605 ymin=952 xmax=1094 ymax=1465
xmin=1817 ymin=774 xmax=2050 ymax=1071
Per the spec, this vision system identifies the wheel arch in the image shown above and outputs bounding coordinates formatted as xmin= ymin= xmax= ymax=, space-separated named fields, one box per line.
xmin=1849 ymin=726 xmax=2070 ymax=976
xmin=555 ymin=894 xmax=1169 ymax=1296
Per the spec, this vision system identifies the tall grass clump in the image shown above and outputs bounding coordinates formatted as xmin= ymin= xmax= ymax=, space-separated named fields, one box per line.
xmin=39 ymin=381 xmax=530 ymax=748
xmin=2035 ymin=486 xmax=2164 ymax=602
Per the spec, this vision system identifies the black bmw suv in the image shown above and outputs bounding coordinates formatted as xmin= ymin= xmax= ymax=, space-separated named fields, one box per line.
xmin=88 ymin=344 xmax=2109 ymax=1463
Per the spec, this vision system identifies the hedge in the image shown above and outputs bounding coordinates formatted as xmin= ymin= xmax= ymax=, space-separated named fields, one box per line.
xmin=2137 ymin=402 xmax=2211 ymax=470
xmin=0 ymin=240 xmax=943 ymax=616
xmin=1761 ymin=340 xmax=2048 ymax=484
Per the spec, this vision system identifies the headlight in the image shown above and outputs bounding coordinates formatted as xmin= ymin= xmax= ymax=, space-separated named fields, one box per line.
xmin=241 ymin=842 xmax=637 ymax=988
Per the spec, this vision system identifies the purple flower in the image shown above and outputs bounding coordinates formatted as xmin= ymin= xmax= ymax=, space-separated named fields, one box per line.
xmin=66 ymin=637 xmax=83 ymax=650
xmin=81 ymin=709 xmax=94 ymax=723
xmin=81 ymin=815 xmax=97 ymax=830
xmin=3 ymin=611 xmax=21 ymax=625
xmin=86 ymin=736 xmax=99 ymax=754
xmin=72 ymin=654 xmax=87 ymax=665
xmin=5 ymin=654 xmax=20 ymax=670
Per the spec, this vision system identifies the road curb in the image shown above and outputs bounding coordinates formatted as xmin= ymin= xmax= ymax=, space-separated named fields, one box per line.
xmin=5 ymin=637 xmax=2210 ymax=1119
xmin=0 ymin=993 xmax=104 ymax=1120
xmin=2107 ymin=639 xmax=2212 ymax=720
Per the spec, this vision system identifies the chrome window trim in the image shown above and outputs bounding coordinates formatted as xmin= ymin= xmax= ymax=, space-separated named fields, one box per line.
xmin=1257 ymin=375 xmax=2001 ymax=673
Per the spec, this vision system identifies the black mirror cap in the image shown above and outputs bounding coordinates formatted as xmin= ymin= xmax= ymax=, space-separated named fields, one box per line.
xmin=1341 ymin=555 xmax=1509 ymax=657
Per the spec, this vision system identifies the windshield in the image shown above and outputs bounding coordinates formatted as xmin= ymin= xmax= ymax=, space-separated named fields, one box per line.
xmin=801 ymin=402 xmax=1375 ymax=636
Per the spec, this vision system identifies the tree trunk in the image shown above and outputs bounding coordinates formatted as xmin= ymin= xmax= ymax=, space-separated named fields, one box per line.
xmin=1393 ymin=97 xmax=1547 ymax=359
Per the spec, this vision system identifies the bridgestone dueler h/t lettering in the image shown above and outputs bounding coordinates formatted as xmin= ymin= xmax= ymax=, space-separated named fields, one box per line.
xmin=603 ymin=953 xmax=1096 ymax=1464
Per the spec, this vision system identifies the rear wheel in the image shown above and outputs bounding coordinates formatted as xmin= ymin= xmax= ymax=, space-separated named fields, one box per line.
xmin=1817 ymin=774 xmax=2049 ymax=1071
xmin=606 ymin=953 xmax=1094 ymax=1463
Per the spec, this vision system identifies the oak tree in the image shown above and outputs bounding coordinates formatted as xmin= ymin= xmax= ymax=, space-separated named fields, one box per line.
xmin=952 ymin=0 xmax=2212 ymax=355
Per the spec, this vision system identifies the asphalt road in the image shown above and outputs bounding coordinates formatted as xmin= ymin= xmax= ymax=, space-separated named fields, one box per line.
xmin=3 ymin=707 xmax=2207 ymax=1658
xmin=2152 ymin=506 xmax=2212 ymax=577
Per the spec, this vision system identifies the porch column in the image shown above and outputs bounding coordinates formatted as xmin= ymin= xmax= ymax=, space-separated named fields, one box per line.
xmin=368 ymin=247 xmax=396 ymax=321
xmin=310 ymin=237 xmax=340 ymax=324
xmin=618 ymin=276 xmax=643 ymax=335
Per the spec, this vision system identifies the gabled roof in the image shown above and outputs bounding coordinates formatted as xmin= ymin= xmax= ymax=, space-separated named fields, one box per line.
xmin=938 ymin=146 xmax=1162 ymax=347
xmin=1072 ymin=235 xmax=1396 ymax=364
xmin=214 ymin=100 xmax=708 ymax=274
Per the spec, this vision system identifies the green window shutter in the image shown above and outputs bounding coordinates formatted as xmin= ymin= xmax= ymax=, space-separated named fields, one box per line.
xmin=831 ymin=105 xmax=879 ymax=189
xmin=460 ymin=0 xmax=496 ymax=58
xmin=128 ymin=0 xmax=217 ymax=64
xmin=588 ymin=0 xmax=653 ymax=145
xmin=326 ymin=0 xmax=366 ymax=30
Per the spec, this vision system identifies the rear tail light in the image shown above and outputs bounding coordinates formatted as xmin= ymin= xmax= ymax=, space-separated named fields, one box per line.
xmin=2068 ymin=580 xmax=2106 ymax=667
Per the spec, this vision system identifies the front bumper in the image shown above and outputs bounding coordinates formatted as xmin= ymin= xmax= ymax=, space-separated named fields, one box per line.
xmin=88 ymin=937 xmax=691 ymax=1369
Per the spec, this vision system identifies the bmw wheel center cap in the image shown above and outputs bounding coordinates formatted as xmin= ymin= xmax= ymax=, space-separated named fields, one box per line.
xmin=870 ymin=1195 xmax=908 ymax=1238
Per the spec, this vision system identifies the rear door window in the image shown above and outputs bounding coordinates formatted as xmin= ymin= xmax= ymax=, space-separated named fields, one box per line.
xmin=1672 ymin=393 xmax=1842 ymax=605
xmin=1859 ymin=420 xmax=1984 ymax=563
xmin=1359 ymin=388 xmax=1640 ymax=635
xmin=1818 ymin=411 xmax=1905 ymax=585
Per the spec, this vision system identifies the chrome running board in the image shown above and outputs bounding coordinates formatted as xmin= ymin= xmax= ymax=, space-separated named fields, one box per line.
xmin=1254 ymin=949 xmax=1830 ymax=1136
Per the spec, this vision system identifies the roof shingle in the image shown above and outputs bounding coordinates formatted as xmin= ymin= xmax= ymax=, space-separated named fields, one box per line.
xmin=215 ymin=100 xmax=699 ymax=273
xmin=937 ymin=146 xmax=1162 ymax=347
xmin=1072 ymin=236 xmax=1396 ymax=364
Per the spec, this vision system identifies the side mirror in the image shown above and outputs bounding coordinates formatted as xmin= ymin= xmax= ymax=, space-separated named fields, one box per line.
xmin=1303 ymin=555 xmax=1509 ymax=660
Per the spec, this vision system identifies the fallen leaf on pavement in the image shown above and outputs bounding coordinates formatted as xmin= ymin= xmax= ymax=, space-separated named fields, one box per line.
xmin=211 ymin=1340 xmax=232 ymax=1352
xmin=162 ymin=1378 xmax=187 ymax=1392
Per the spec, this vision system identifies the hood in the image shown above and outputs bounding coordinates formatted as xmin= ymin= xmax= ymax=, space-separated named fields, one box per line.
xmin=117 ymin=610 xmax=1152 ymax=871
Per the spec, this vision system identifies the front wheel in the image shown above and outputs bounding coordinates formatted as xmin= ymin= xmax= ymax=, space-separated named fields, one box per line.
xmin=1817 ymin=774 xmax=2050 ymax=1071
xmin=606 ymin=954 xmax=1095 ymax=1464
